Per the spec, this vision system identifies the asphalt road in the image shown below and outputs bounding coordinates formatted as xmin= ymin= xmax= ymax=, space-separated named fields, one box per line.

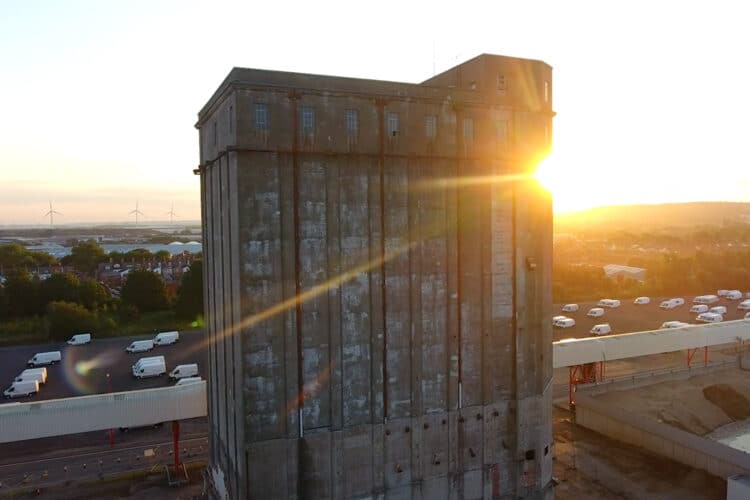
xmin=552 ymin=295 xmax=749 ymax=341
xmin=0 ymin=330 xmax=207 ymax=405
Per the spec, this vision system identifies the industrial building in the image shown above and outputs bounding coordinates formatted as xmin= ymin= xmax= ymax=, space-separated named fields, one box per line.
xmin=196 ymin=53 xmax=554 ymax=499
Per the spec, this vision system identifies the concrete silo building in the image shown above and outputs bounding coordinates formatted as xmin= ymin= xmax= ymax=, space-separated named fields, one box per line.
xmin=195 ymin=53 xmax=554 ymax=499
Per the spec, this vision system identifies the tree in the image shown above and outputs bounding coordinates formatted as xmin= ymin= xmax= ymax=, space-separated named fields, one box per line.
xmin=78 ymin=278 xmax=109 ymax=310
xmin=3 ymin=269 xmax=41 ymax=317
xmin=125 ymin=248 xmax=154 ymax=262
xmin=65 ymin=240 xmax=106 ymax=276
xmin=175 ymin=261 xmax=203 ymax=320
xmin=47 ymin=301 xmax=98 ymax=341
xmin=39 ymin=272 xmax=80 ymax=306
xmin=121 ymin=269 xmax=169 ymax=312
xmin=154 ymin=250 xmax=172 ymax=262
xmin=0 ymin=244 xmax=58 ymax=269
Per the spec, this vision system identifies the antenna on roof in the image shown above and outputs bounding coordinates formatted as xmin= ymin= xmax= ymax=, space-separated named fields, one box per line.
xmin=129 ymin=201 xmax=144 ymax=226
xmin=43 ymin=202 xmax=62 ymax=227
xmin=166 ymin=203 xmax=178 ymax=225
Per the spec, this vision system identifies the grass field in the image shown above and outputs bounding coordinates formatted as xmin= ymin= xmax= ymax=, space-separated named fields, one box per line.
xmin=0 ymin=310 xmax=200 ymax=347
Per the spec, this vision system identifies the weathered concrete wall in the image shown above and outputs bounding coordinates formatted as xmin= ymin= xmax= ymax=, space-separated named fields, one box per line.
xmin=198 ymin=54 xmax=554 ymax=499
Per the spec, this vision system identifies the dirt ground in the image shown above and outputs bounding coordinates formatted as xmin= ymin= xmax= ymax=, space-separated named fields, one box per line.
xmin=553 ymin=407 xmax=726 ymax=500
xmin=590 ymin=366 xmax=750 ymax=435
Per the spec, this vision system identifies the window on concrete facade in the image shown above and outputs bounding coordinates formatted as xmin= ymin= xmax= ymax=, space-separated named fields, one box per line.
xmin=212 ymin=121 xmax=217 ymax=146
xmin=255 ymin=103 xmax=269 ymax=130
xmin=497 ymin=74 xmax=506 ymax=94
xmin=544 ymin=81 xmax=550 ymax=103
xmin=463 ymin=117 xmax=474 ymax=143
xmin=424 ymin=115 xmax=437 ymax=139
xmin=229 ymin=106 xmax=233 ymax=133
xmin=387 ymin=112 xmax=399 ymax=137
xmin=344 ymin=109 xmax=359 ymax=137
xmin=301 ymin=106 xmax=315 ymax=134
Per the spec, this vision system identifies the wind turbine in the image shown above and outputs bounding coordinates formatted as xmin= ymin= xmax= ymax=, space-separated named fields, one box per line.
xmin=166 ymin=203 xmax=177 ymax=224
xmin=129 ymin=201 xmax=144 ymax=226
xmin=43 ymin=202 xmax=62 ymax=227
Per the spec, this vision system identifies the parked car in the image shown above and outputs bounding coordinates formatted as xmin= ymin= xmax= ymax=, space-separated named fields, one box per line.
xmin=154 ymin=331 xmax=179 ymax=346
xmin=27 ymin=351 xmax=61 ymax=367
xmin=131 ymin=356 xmax=166 ymax=378
xmin=690 ymin=304 xmax=709 ymax=314
xmin=634 ymin=297 xmax=650 ymax=305
xmin=4 ymin=380 xmax=39 ymax=398
xmin=15 ymin=368 xmax=47 ymax=384
xmin=661 ymin=321 xmax=690 ymax=329
xmin=738 ymin=300 xmax=750 ymax=311
xmin=697 ymin=312 xmax=723 ymax=323
xmin=553 ymin=318 xmax=576 ymax=328
xmin=659 ymin=300 xmax=678 ymax=310
xmin=67 ymin=333 xmax=92 ymax=345
xmin=726 ymin=290 xmax=743 ymax=300
xmin=169 ymin=363 xmax=199 ymax=380
xmin=126 ymin=340 xmax=154 ymax=353
xmin=597 ymin=299 xmax=621 ymax=308
xmin=693 ymin=295 xmax=719 ymax=304
xmin=14 ymin=370 xmax=45 ymax=385
xmin=587 ymin=307 xmax=604 ymax=317
xmin=590 ymin=324 xmax=612 ymax=335
xmin=561 ymin=304 xmax=579 ymax=313
xmin=745 ymin=311 xmax=750 ymax=320
xmin=710 ymin=306 xmax=727 ymax=315
xmin=552 ymin=315 xmax=567 ymax=324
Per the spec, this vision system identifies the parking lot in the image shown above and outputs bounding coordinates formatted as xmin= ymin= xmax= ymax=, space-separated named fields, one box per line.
xmin=0 ymin=330 xmax=207 ymax=404
xmin=552 ymin=295 xmax=750 ymax=341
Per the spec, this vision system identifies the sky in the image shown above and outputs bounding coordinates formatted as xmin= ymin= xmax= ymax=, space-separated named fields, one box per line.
xmin=1 ymin=0 xmax=749 ymax=224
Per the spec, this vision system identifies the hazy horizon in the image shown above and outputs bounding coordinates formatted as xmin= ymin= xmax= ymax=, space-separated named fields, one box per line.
xmin=3 ymin=1 xmax=750 ymax=223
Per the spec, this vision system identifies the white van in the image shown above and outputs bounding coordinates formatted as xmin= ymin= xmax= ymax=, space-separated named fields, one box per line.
xmin=561 ymin=304 xmax=579 ymax=313
xmin=661 ymin=321 xmax=690 ymax=329
xmin=745 ymin=311 xmax=750 ymax=320
xmin=126 ymin=340 xmax=154 ymax=353
xmin=726 ymin=290 xmax=743 ymax=300
xmin=634 ymin=297 xmax=650 ymax=305
xmin=67 ymin=333 xmax=92 ymax=345
xmin=175 ymin=377 xmax=202 ymax=386
xmin=671 ymin=298 xmax=685 ymax=306
xmin=693 ymin=295 xmax=719 ymax=305
xmin=27 ymin=351 xmax=61 ymax=367
xmin=710 ymin=306 xmax=727 ymax=315
xmin=690 ymin=304 xmax=709 ymax=314
xmin=697 ymin=312 xmax=723 ymax=323
xmin=154 ymin=331 xmax=179 ymax=346
xmin=4 ymin=380 xmax=39 ymax=398
xmin=659 ymin=300 xmax=678 ymax=310
xmin=14 ymin=370 xmax=45 ymax=385
xmin=132 ymin=356 xmax=166 ymax=378
xmin=738 ymin=300 xmax=750 ymax=311
xmin=553 ymin=318 xmax=576 ymax=329
xmin=718 ymin=290 xmax=729 ymax=297
xmin=16 ymin=368 xmax=47 ymax=384
xmin=587 ymin=307 xmax=604 ymax=317
xmin=598 ymin=299 xmax=621 ymax=308
xmin=590 ymin=324 xmax=612 ymax=335
xmin=552 ymin=315 xmax=567 ymax=324
xmin=169 ymin=363 xmax=199 ymax=380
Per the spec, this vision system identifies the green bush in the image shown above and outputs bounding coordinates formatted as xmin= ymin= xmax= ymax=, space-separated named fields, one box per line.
xmin=47 ymin=301 xmax=97 ymax=341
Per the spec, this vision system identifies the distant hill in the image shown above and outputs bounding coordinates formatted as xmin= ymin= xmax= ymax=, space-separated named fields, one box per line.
xmin=554 ymin=202 xmax=750 ymax=233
